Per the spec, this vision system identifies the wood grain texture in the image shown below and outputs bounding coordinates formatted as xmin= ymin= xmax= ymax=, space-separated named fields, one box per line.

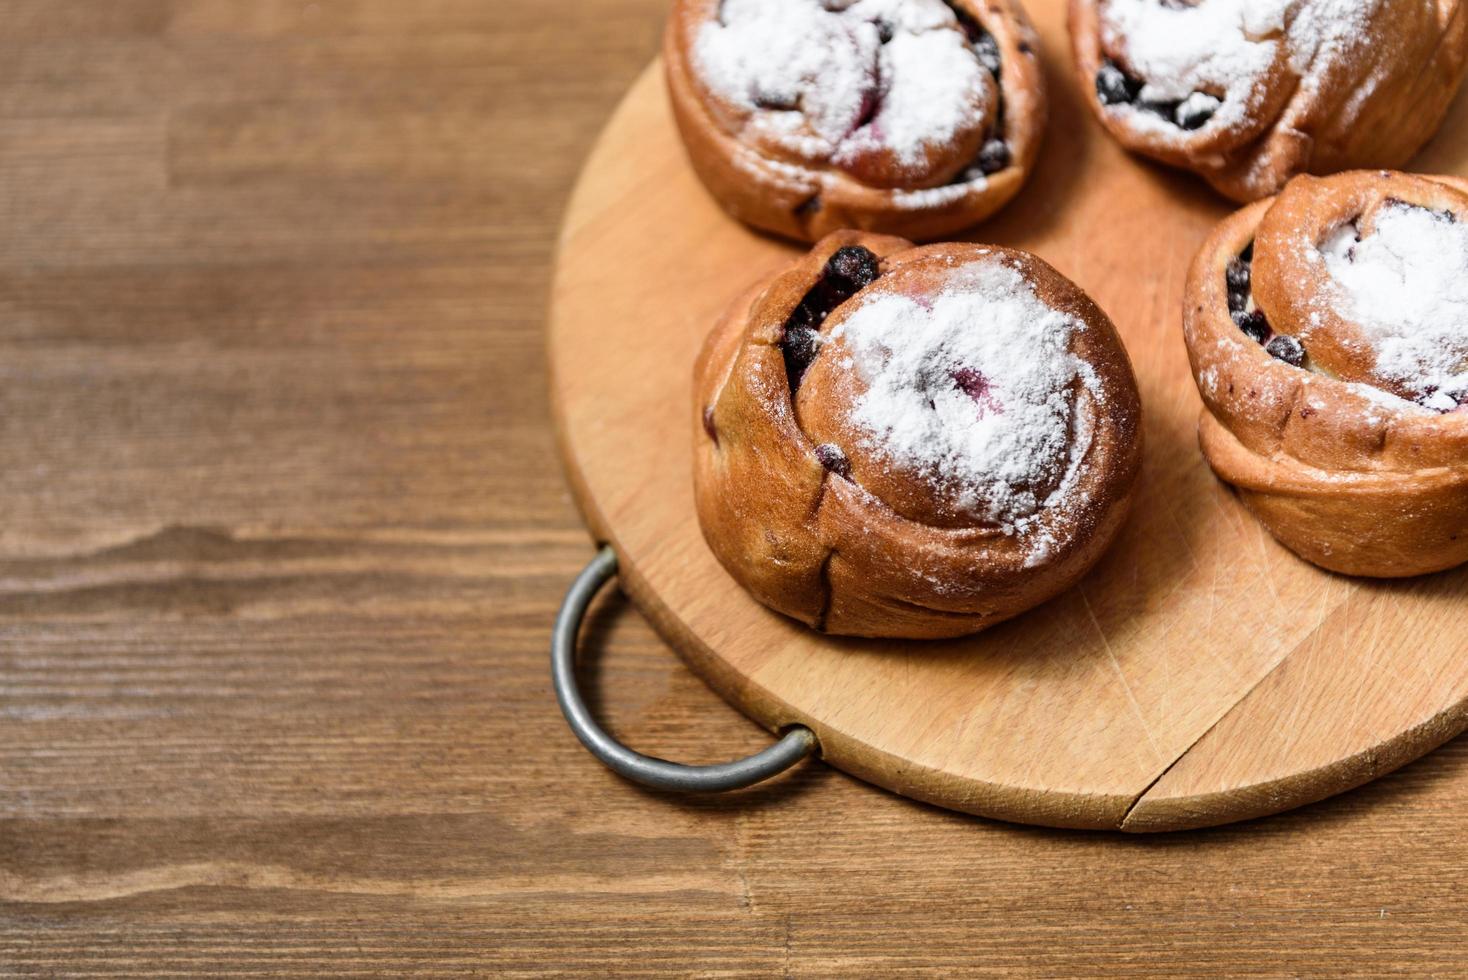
xmin=550 ymin=42 xmax=1468 ymax=828
xmin=1 ymin=0 xmax=1467 ymax=974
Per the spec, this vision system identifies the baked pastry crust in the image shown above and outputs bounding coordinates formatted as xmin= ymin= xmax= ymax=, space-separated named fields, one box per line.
xmin=1183 ymin=170 xmax=1468 ymax=577
xmin=693 ymin=232 xmax=1143 ymax=639
xmin=665 ymin=0 xmax=1047 ymax=243
xmin=1069 ymin=0 xmax=1468 ymax=202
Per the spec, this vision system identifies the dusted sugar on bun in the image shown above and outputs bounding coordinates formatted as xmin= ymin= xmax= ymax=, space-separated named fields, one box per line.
xmin=797 ymin=259 xmax=1102 ymax=539
xmin=666 ymin=0 xmax=1047 ymax=242
xmin=1069 ymin=0 xmax=1468 ymax=202
xmin=693 ymin=233 xmax=1142 ymax=639
xmin=1183 ymin=170 xmax=1468 ymax=577
xmin=1270 ymin=181 xmax=1468 ymax=408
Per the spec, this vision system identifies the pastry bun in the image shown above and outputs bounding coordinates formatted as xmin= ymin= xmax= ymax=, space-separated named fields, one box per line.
xmin=666 ymin=0 xmax=1047 ymax=242
xmin=694 ymin=232 xmax=1143 ymax=639
xmin=1184 ymin=170 xmax=1468 ymax=577
xmin=1070 ymin=0 xmax=1468 ymax=202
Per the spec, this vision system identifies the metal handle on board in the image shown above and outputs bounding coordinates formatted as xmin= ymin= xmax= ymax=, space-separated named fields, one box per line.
xmin=551 ymin=545 xmax=817 ymax=792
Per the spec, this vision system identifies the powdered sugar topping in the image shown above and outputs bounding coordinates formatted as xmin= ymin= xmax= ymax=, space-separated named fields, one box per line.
xmin=829 ymin=260 xmax=1101 ymax=545
xmin=1099 ymin=0 xmax=1375 ymax=138
xmin=1320 ymin=203 xmax=1468 ymax=406
xmin=693 ymin=0 xmax=994 ymax=177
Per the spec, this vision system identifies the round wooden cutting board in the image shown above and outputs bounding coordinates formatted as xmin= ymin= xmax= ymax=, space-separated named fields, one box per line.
xmin=548 ymin=4 xmax=1468 ymax=831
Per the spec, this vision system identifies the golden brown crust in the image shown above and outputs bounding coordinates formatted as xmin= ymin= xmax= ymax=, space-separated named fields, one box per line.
xmin=1183 ymin=171 xmax=1468 ymax=577
xmin=1069 ymin=0 xmax=1468 ymax=202
xmin=664 ymin=0 xmax=1047 ymax=243
xmin=693 ymin=232 xmax=1143 ymax=639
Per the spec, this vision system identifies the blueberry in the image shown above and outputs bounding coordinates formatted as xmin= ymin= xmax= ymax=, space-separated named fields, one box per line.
xmin=782 ymin=246 xmax=881 ymax=392
xmin=1226 ymin=258 xmax=1250 ymax=312
xmin=824 ymin=245 xmax=880 ymax=293
xmin=1096 ymin=61 xmax=1141 ymax=106
xmin=702 ymin=406 xmax=718 ymax=443
xmin=783 ymin=322 xmax=819 ymax=361
xmin=752 ymin=87 xmax=799 ymax=111
xmin=976 ymin=139 xmax=1011 ymax=175
xmin=782 ymin=324 xmax=820 ymax=389
xmin=1416 ymin=385 xmax=1466 ymax=411
xmin=1138 ymin=97 xmax=1180 ymax=120
xmin=1265 ymin=334 xmax=1306 ymax=367
xmin=875 ymin=18 xmax=894 ymax=43
xmin=785 ymin=298 xmax=817 ymax=331
xmin=795 ymin=292 xmax=829 ymax=327
xmin=1232 ymin=309 xmax=1270 ymax=345
xmin=814 ymin=443 xmax=850 ymax=477
xmin=1226 ymin=256 xmax=1251 ymax=293
xmin=1174 ymin=94 xmax=1218 ymax=130
xmin=972 ymin=30 xmax=1002 ymax=75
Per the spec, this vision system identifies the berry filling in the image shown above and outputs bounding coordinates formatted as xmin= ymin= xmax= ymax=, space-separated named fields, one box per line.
xmin=1224 ymin=243 xmax=1304 ymax=364
xmin=752 ymin=88 xmax=800 ymax=112
xmin=826 ymin=243 xmax=882 ymax=292
xmin=1225 ymin=256 xmax=1250 ymax=312
xmin=952 ymin=366 xmax=1003 ymax=415
xmin=1265 ymin=334 xmax=1306 ymax=367
xmin=941 ymin=2 xmax=1009 ymax=183
xmin=1095 ymin=60 xmax=1142 ymax=105
xmin=782 ymin=245 xmax=883 ymax=391
xmin=1224 ymin=244 xmax=1271 ymax=347
xmin=814 ymin=442 xmax=851 ymax=476
xmin=1095 ymin=59 xmax=1217 ymax=130
xmin=1232 ymin=309 xmax=1270 ymax=345
xmin=1220 ymin=235 xmax=1467 ymax=405
xmin=782 ymin=323 xmax=822 ymax=390
xmin=972 ymin=29 xmax=1002 ymax=75
xmin=1173 ymin=92 xmax=1219 ymax=130
xmin=974 ymin=138 xmax=1011 ymax=175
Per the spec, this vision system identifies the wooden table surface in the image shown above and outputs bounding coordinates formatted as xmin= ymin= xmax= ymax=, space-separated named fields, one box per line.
xmin=1 ymin=0 xmax=1465 ymax=975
